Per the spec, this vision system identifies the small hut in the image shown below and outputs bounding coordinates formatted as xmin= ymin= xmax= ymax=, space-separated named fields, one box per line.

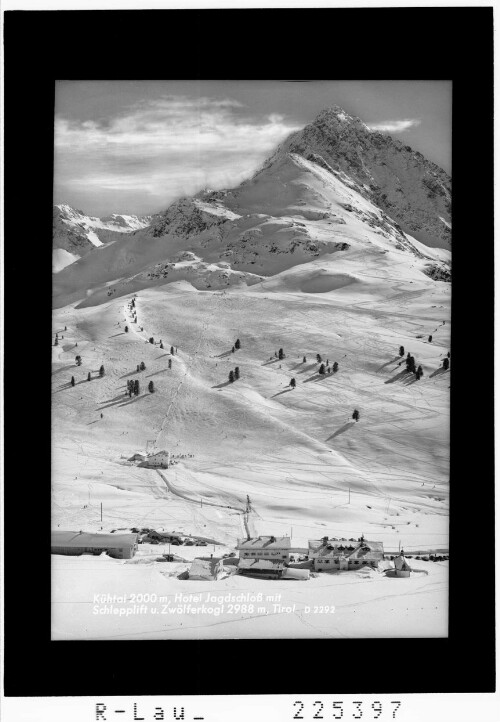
xmin=394 ymin=552 xmax=411 ymax=578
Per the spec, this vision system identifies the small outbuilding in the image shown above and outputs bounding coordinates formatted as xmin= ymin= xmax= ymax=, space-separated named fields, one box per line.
xmin=188 ymin=557 xmax=224 ymax=581
xmin=394 ymin=552 xmax=411 ymax=577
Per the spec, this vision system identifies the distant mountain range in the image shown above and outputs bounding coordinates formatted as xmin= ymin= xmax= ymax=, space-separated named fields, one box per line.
xmin=53 ymin=204 xmax=153 ymax=272
xmin=53 ymin=106 xmax=451 ymax=304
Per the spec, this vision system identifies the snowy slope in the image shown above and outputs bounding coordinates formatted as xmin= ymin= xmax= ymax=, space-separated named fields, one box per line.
xmin=51 ymin=106 xmax=451 ymax=639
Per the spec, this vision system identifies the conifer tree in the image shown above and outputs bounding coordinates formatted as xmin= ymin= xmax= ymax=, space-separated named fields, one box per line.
xmin=416 ymin=365 xmax=424 ymax=379
xmin=399 ymin=346 xmax=405 ymax=357
xmin=125 ymin=326 xmax=129 ymax=333
xmin=352 ymin=409 xmax=360 ymax=422
xmin=99 ymin=365 xmax=105 ymax=377
xmin=290 ymin=378 xmax=296 ymax=388
xmin=160 ymin=341 xmax=164 ymax=349
xmin=148 ymin=381 xmax=154 ymax=393
xmin=170 ymin=346 xmax=174 ymax=355
xmin=87 ymin=372 xmax=91 ymax=381
xmin=71 ymin=376 xmax=75 ymax=387
xmin=319 ymin=363 xmax=326 ymax=375
xmin=232 ymin=346 xmax=235 ymax=353
xmin=235 ymin=339 xmax=241 ymax=350
xmin=168 ymin=359 xmax=172 ymax=369
xmin=316 ymin=353 xmax=322 ymax=363
xmin=54 ymin=335 xmax=58 ymax=346
xmin=333 ymin=361 xmax=339 ymax=373
xmin=229 ymin=370 xmax=235 ymax=383
xmin=303 ymin=356 xmax=307 ymax=363
xmin=428 ymin=335 xmax=433 ymax=343
xmin=234 ymin=367 xmax=240 ymax=380
xmin=137 ymin=365 xmax=140 ymax=373
xmin=140 ymin=361 xmax=146 ymax=371
xmin=406 ymin=355 xmax=416 ymax=373
xmin=134 ymin=379 xmax=140 ymax=395
xmin=278 ymin=348 xmax=284 ymax=360
xmin=443 ymin=357 xmax=450 ymax=370
xmin=149 ymin=337 xmax=154 ymax=344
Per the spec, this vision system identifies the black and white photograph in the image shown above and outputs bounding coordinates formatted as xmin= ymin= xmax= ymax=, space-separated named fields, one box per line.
xmin=50 ymin=79 xmax=452 ymax=640
xmin=2 ymin=4 xmax=495 ymax=716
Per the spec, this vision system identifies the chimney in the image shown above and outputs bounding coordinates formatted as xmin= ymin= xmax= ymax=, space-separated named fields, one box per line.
xmin=322 ymin=536 xmax=328 ymax=546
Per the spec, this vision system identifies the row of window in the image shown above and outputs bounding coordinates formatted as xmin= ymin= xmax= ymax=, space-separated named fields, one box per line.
xmin=317 ymin=559 xmax=376 ymax=566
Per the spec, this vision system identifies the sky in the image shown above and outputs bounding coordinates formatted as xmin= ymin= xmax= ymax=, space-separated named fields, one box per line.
xmin=54 ymin=80 xmax=451 ymax=217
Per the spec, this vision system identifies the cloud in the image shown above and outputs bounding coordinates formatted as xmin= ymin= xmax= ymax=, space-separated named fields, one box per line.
xmin=54 ymin=95 xmax=301 ymax=215
xmin=366 ymin=119 xmax=421 ymax=133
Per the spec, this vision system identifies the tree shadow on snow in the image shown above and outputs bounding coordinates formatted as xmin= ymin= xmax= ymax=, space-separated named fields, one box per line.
xmin=216 ymin=350 xmax=234 ymax=358
xmin=52 ymin=363 xmax=75 ymax=376
xmin=385 ymin=369 xmax=412 ymax=384
xmin=271 ymin=388 xmax=292 ymax=398
xmin=262 ymin=358 xmax=280 ymax=366
xmin=297 ymin=363 xmax=318 ymax=374
xmin=120 ymin=370 xmax=138 ymax=379
xmin=110 ymin=332 xmax=126 ymax=338
xmin=376 ymin=356 xmax=401 ymax=372
xmin=326 ymin=422 xmax=355 ymax=441
xmin=146 ymin=368 xmax=170 ymax=378
xmin=429 ymin=367 xmax=448 ymax=378
xmin=118 ymin=394 xmax=150 ymax=408
xmin=212 ymin=380 xmax=232 ymax=389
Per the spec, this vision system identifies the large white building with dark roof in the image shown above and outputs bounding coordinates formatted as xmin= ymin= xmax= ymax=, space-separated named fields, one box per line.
xmin=308 ymin=536 xmax=384 ymax=571
xmin=236 ymin=536 xmax=291 ymax=562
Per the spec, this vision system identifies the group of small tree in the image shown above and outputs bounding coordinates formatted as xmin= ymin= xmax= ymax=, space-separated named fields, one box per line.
xmin=399 ymin=345 xmax=405 ymax=357
xmin=149 ymin=337 xmax=154 ymax=345
xmin=127 ymin=379 xmax=140 ymax=397
xmin=229 ymin=366 xmax=240 ymax=383
xmin=125 ymin=326 xmax=129 ymax=333
xmin=405 ymin=352 xmax=425 ymax=380
xmin=99 ymin=365 xmax=105 ymax=377
xmin=148 ymin=380 xmax=155 ymax=393
xmin=352 ymin=409 xmax=360 ymax=422
xmin=170 ymin=346 xmax=175 ymax=355
xmin=278 ymin=348 xmax=284 ymax=360
xmin=75 ymin=355 xmax=82 ymax=366
xmin=290 ymin=377 xmax=296 ymax=388
xmin=136 ymin=361 xmax=146 ymax=373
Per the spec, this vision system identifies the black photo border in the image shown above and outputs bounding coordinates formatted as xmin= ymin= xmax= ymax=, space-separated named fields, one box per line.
xmin=3 ymin=6 xmax=494 ymax=697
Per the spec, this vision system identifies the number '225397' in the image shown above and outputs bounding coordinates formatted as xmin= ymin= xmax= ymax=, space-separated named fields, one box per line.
xmin=293 ymin=700 xmax=402 ymax=719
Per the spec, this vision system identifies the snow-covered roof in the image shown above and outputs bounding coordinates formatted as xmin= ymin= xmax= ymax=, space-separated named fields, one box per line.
xmin=238 ymin=558 xmax=284 ymax=570
xmin=189 ymin=557 xmax=222 ymax=578
xmin=51 ymin=531 xmax=138 ymax=549
xmin=309 ymin=539 xmax=384 ymax=560
xmin=237 ymin=536 xmax=290 ymax=550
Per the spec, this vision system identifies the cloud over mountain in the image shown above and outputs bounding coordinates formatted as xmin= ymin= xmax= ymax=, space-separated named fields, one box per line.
xmin=54 ymin=95 xmax=301 ymax=215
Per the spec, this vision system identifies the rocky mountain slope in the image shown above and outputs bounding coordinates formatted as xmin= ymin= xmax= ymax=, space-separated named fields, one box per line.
xmin=53 ymin=204 xmax=153 ymax=273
